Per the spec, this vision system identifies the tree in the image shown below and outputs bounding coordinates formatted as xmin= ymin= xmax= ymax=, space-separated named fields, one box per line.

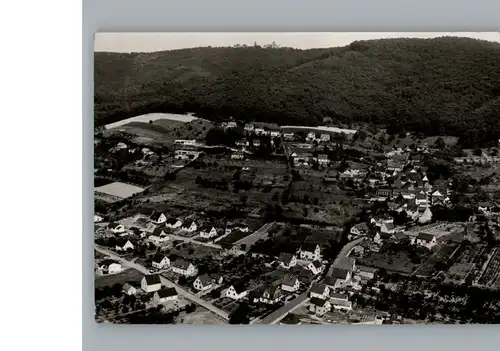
xmin=473 ymin=148 xmax=483 ymax=156
xmin=434 ymin=137 xmax=446 ymax=150
xmin=229 ymin=303 xmax=250 ymax=324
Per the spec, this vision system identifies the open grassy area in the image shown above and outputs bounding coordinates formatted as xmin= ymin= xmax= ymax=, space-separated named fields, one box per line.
xmin=95 ymin=268 xmax=143 ymax=289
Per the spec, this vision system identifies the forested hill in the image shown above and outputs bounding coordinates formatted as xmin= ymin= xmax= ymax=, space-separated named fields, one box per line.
xmin=94 ymin=37 xmax=500 ymax=146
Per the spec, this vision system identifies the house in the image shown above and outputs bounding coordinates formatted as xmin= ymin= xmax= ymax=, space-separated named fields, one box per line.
xmin=171 ymin=259 xmax=196 ymax=276
xmin=151 ymin=253 xmax=170 ymax=270
xmin=98 ymin=259 xmax=122 ymax=274
xmin=380 ymin=222 xmax=396 ymax=234
xmin=298 ymin=243 xmax=321 ymax=261
xmin=153 ymin=287 xmax=178 ymax=303
xmin=297 ymin=268 xmax=315 ymax=285
xmin=122 ymin=283 xmax=137 ymax=295
xmin=308 ymin=297 xmax=331 ymax=316
xmin=416 ymin=191 xmax=428 ymax=206
xmin=254 ymin=127 xmax=268 ymax=136
xmin=129 ymin=227 xmax=147 ymax=238
xmin=293 ymin=153 xmax=312 ymax=167
xmin=225 ymin=282 xmax=248 ymax=300
xmin=226 ymin=121 xmax=237 ymax=129
xmin=376 ymin=188 xmax=393 ymax=200
xmin=115 ymin=239 xmax=134 ymax=252
xmin=281 ymin=275 xmax=300 ymax=293
xmin=387 ymin=160 xmax=404 ymax=172
xmin=406 ymin=203 xmax=419 ymax=219
xmin=414 ymin=232 xmax=438 ymax=249
xmin=199 ymin=226 xmax=219 ymax=239
xmin=357 ymin=265 xmax=377 ymax=280
xmin=108 ymin=223 xmax=126 ymax=234
xmin=320 ymin=133 xmax=331 ymax=142
xmin=141 ymin=274 xmax=162 ymax=293
xmin=350 ymin=223 xmax=369 ymax=237
xmin=306 ymin=131 xmax=317 ymax=141
xmin=418 ymin=206 xmax=433 ymax=224
xmin=323 ymin=276 xmax=344 ymax=290
xmin=231 ymin=152 xmax=245 ymax=160
xmin=181 ymin=221 xmax=197 ymax=233
xmin=366 ymin=230 xmax=382 ymax=245
xmin=278 ymin=253 xmax=297 ymax=269
xmin=94 ymin=214 xmax=103 ymax=223
xmin=330 ymin=268 xmax=352 ymax=286
xmin=193 ymin=274 xmax=215 ymax=291
xmin=306 ymin=260 xmax=323 ymax=275
xmin=260 ymin=285 xmax=283 ymax=304
xmin=150 ymin=211 xmax=167 ymax=224
xmin=310 ymin=283 xmax=330 ymax=299
xmin=244 ymin=123 xmax=255 ymax=133
xmin=316 ymin=154 xmax=330 ymax=166
xmin=329 ymin=293 xmax=352 ymax=311
xmin=165 ymin=218 xmax=182 ymax=229
xmin=147 ymin=234 xmax=169 ymax=247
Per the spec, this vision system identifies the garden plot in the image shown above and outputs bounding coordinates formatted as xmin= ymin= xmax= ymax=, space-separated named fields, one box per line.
xmin=95 ymin=181 xmax=145 ymax=199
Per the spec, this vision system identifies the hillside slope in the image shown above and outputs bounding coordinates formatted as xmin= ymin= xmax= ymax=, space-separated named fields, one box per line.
xmin=94 ymin=37 xmax=500 ymax=145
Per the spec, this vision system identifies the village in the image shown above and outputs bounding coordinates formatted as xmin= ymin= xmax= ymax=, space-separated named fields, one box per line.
xmin=94 ymin=115 xmax=500 ymax=325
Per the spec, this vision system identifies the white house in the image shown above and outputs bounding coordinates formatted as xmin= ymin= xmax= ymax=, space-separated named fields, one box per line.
xmin=350 ymin=223 xmax=369 ymax=237
xmin=122 ymin=283 xmax=137 ymax=295
xmin=308 ymin=297 xmax=331 ymax=316
xmin=316 ymin=154 xmax=330 ymax=166
xmin=330 ymin=293 xmax=352 ymax=311
xmin=320 ymin=133 xmax=331 ymax=142
xmin=260 ymin=285 xmax=283 ymax=304
xmin=94 ymin=215 xmax=103 ymax=223
xmin=181 ymin=221 xmax=197 ymax=233
xmin=281 ymin=275 xmax=300 ymax=293
xmin=109 ymin=223 xmax=126 ymax=234
xmin=153 ymin=287 xmax=178 ymax=303
xmin=152 ymin=253 xmax=170 ymax=270
xmin=98 ymin=259 xmax=122 ymax=274
xmin=244 ymin=123 xmax=255 ymax=133
xmin=310 ymin=283 xmax=330 ymax=299
xmin=199 ymin=226 xmax=219 ymax=239
xmin=357 ymin=265 xmax=377 ymax=280
xmin=380 ymin=222 xmax=396 ymax=234
xmin=171 ymin=259 xmax=196 ymax=276
xmin=147 ymin=235 xmax=169 ymax=247
xmin=417 ymin=206 xmax=433 ymax=224
xmin=306 ymin=260 xmax=323 ymax=275
xmin=414 ymin=232 xmax=438 ymax=249
xmin=150 ymin=212 xmax=167 ymax=224
xmin=298 ymin=243 xmax=321 ymax=261
xmin=225 ymin=283 xmax=248 ymax=300
xmin=115 ymin=239 xmax=134 ymax=252
xmin=278 ymin=253 xmax=297 ymax=269
xmin=141 ymin=274 xmax=162 ymax=293
xmin=165 ymin=218 xmax=183 ymax=229
xmin=193 ymin=274 xmax=215 ymax=291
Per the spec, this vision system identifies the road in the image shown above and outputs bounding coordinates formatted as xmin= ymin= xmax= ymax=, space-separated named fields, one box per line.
xmin=332 ymin=237 xmax=366 ymax=268
xmin=233 ymin=222 xmax=276 ymax=247
xmin=257 ymin=290 xmax=310 ymax=324
xmin=94 ymin=245 xmax=229 ymax=321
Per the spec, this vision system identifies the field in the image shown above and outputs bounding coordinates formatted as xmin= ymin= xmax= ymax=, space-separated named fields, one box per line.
xmin=445 ymin=243 xmax=486 ymax=283
xmin=358 ymin=250 xmax=430 ymax=275
xmin=476 ymin=247 xmax=500 ymax=287
xmin=105 ymin=112 xmax=198 ymax=129
xmin=95 ymin=181 xmax=145 ymax=199
xmin=415 ymin=244 xmax=459 ymax=277
xmin=178 ymin=308 xmax=226 ymax=324
xmin=138 ymin=155 xmax=290 ymax=212
xmin=95 ymin=268 xmax=143 ymax=289
xmin=169 ymin=242 xmax=220 ymax=262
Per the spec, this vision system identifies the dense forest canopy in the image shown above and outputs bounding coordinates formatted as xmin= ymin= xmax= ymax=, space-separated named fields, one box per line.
xmin=94 ymin=37 xmax=500 ymax=145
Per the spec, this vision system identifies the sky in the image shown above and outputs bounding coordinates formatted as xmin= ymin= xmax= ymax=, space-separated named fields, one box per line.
xmin=94 ymin=32 xmax=500 ymax=53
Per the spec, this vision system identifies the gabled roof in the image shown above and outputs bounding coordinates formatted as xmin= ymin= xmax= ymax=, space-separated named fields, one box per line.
xmin=417 ymin=232 xmax=435 ymax=242
xmin=143 ymin=274 xmax=161 ymax=286
xmin=310 ymin=283 xmax=328 ymax=295
xmin=231 ymin=282 xmax=248 ymax=294
xmin=357 ymin=265 xmax=378 ymax=274
xmin=152 ymin=227 xmax=165 ymax=236
xmin=300 ymin=242 xmax=319 ymax=253
xmin=156 ymin=287 xmax=177 ymax=298
xmin=122 ymin=283 xmax=135 ymax=291
xmin=150 ymin=211 xmax=164 ymax=221
xmin=330 ymin=292 xmax=348 ymax=300
xmin=282 ymin=275 xmax=299 ymax=287
xmin=311 ymin=260 xmax=322 ymax=269
xmin=382 ymin=222 xmax=395 ymax=231
xmin=279 ymin=252 xmax=295 ymax=265
xmin=116 ymin=238 xmax=131 ymax=247
xmin=100 ymin=259 xmax=119 ymax=267
xmin=152 ymin=253 xmax=167 ymax=263
xmin=310 ymin=297 xmax=329 ymax=307
xmin=166 ymin=217 xmax=180 ymax=225
xmin=330 ymin=268 xmax=350 ymax=280
xmin=172 ymin=259 xmax=192 ymax=270
xmin=196 ymin=274 xmax=213 ymax=286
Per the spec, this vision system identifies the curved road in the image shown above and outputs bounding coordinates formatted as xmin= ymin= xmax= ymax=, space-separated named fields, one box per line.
xmin=94 ymin=245 xmax=229 ymax=321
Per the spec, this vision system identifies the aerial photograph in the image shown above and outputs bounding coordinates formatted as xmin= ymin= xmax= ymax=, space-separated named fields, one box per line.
xmin=93 ymin=32 xmax=500 ymax=325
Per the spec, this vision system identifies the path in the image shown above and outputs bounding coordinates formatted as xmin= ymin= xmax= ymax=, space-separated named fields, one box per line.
xmin=233 ymin=222 xmax=276 ymax=247
xmin=94 ymin=245 xmax=229 ymax=321
xmin=257 ymin=290 xmax=310 ymax=324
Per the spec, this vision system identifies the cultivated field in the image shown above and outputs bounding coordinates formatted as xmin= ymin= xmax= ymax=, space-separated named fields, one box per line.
xmin=95 ymin=268 xmax=143 ymax=289
xmin=95 ymin=181 xmax=145 ymax=199
xmin=105 ymin=112 xmax=198 ymax=129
